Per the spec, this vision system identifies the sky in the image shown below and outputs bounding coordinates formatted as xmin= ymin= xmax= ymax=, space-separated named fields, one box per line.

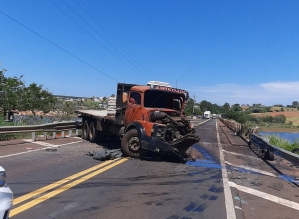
xmin=1 ymin=0 xmax=299 ymax=106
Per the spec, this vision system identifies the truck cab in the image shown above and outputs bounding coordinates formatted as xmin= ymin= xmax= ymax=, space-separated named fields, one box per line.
xmin=79 ymin=81 xmax=199 ymax=160
xmin=117 ymin=81 xmax=199 ymax=159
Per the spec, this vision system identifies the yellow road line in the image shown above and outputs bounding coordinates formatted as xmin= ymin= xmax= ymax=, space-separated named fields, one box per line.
xmin=10 ymin=158 xmax=127 ymax=217
xmin=13 ymin=159 xmax=118 ymax=205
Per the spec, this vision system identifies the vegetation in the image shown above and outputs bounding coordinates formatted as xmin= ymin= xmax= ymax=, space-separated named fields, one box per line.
xmin=266 ymin=135 xmax=299 ymax=155
xmin=0 ymin=115 xmax=30 ymax=141
xmin=0 ymin=69 xmax=56 ymax=116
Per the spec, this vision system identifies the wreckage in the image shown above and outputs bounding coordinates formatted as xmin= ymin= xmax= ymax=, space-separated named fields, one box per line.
xmin=77 ymin=81 xmax=200 ymax=159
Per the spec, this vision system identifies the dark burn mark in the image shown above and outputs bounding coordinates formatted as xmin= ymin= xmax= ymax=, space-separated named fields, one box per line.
xmin=208 ymin=185 xmax=224 ymax=193
xmin=209 ymin=195 xmax=218 ymax=200
xmin=193 ymin=203 xmax=207 ymax=212
xmin=200 ymin=194 xmax=209 ymax=199
xmin=183 ymin=202 xmax=197 ymax=212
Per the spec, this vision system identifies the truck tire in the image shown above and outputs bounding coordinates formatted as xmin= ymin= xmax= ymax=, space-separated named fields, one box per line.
xmin=82 ymin=121 xmax=90 ymax=140
xmin=121 ymin=129 xmax=141 ymax=158
xmin=89 ymin=121 xmax=97 ymax=143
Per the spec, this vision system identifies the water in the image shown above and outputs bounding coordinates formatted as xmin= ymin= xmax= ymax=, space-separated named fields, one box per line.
xmin=258 ymin=131 xmax=299 ymax=143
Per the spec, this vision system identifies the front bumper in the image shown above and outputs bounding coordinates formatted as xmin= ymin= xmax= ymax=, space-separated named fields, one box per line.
xmin=140 ymin=134 xmax=200 ymax=158
xmin=0 ymin=186 xmax=13 ymax=219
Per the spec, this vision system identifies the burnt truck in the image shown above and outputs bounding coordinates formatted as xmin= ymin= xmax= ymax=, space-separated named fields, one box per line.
xmin=77 ymin=81 xmax=200 ymax=159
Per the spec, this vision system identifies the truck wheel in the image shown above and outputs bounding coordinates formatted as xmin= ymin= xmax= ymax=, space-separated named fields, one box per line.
xmin=121 ymin=129 xmax=141 ymax=158
xmin=89 ymin=122 xmax=97 ymax=143
xmin=82 ymin=121 xmax=90 ymax=140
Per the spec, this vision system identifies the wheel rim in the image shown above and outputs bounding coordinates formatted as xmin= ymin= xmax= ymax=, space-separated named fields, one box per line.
xmin=128 ymin=136 xmax=140 ymax=152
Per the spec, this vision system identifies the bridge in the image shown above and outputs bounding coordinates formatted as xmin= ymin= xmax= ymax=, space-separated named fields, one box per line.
xmin=1 ymin=119 xmax=298 ymax=219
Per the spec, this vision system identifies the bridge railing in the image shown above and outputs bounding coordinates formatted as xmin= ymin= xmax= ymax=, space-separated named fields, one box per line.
xmin=219 ymin=118 xmax=299 ymax=165
xmin=250 ymin=133 xmax=299 ymax=165
xmin=219 ymin=118 xmax=242 ymax=135
xmin=0 ymin=121 xmax=82 ymax=142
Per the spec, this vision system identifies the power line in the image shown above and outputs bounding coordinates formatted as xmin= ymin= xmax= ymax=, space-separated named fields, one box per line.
xmin=49 ymin=0 xmax=150 ymax=81
xmin=76 ymin=0 xmax=163 ymax=81
xmin=0 ymin=10 xmax=118 ymax=82
xmin=174 ymin=66 xmax=193 ymax=88
xmin=62 ymin=0 xmax=151 ymax=81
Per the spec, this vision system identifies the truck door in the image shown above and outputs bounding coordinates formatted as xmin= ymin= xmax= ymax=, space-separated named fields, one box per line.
xmin=125 ymin=91 xmax=142 ymax=125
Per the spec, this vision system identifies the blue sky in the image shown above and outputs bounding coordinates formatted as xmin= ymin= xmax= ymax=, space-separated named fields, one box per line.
xmin=1 ymin=0 xmax=298 ymax=106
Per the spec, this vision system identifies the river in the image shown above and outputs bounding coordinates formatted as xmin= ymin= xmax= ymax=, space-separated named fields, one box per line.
xmin=258 ymin=131 xmax=299 ymax=143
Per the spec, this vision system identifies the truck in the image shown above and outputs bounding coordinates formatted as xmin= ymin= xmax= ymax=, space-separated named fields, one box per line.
xmin=204 ymin=111 xmax=211 ymax=119
xmin=77 ymin=81 xmax=200 ymax=160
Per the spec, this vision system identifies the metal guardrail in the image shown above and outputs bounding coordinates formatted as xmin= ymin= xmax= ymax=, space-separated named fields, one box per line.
xmin=219 ymin=118 xmax=299 ymax=165
xmin=0 ymin=121 xmax=82 ymax=141
xmin=250 ymin=133 xmax=299 ymax=165
xmin=219 ymin=118 xmax=242 ymax=135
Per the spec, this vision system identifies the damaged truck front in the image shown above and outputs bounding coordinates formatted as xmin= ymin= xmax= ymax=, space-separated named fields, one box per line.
xmin=79 ymin=81 xmax=200 ymax=160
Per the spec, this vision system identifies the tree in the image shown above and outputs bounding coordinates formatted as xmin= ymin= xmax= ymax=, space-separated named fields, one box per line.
xmin=20 ymin=83 xmax=57 ymax=116
xmin=0 ymin=71 xmax=25 ymax=114
xmin=231 ymin=104 xmax=242 ymax=112
xmin=0 ymin=69 xmax=56 ymax=116
xmin=199 ymin=100 xmax=212 ymax=112
xmin=292 ymin=101 xmax=299 ymax=108
xmin=184 ymin=98 xmax=195 ymax=116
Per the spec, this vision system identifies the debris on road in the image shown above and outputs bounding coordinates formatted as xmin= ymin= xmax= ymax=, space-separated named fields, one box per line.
xmin=87 ymin=149 xmax=123 ymax=161
xmin=46 ymin=148 xmax=57 ymax=152
xmin=186 ymin=147 xmax=204 ymax=161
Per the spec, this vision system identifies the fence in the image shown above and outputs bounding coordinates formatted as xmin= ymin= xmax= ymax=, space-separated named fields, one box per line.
xmin=0 ymin=121 xmax=82 ymax=141
xmin=219 ymin=118 xmax=299 ymax=165
xmin=219 ymin=118 xmax=242 ymax=135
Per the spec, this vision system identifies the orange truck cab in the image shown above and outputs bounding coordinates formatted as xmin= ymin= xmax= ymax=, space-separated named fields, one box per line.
xmin=116 ymin=81 xmax=200 ymax=159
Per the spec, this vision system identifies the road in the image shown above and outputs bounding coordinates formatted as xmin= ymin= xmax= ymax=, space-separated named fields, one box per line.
xmin=1 ymin=119 xmax=299 ymax=218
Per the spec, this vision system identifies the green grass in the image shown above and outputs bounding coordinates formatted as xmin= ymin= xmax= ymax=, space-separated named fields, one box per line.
xmin=266 ymin=135 xmax=299 ymax=155
xmin=0 ymin=115 xmax=31 ymax=141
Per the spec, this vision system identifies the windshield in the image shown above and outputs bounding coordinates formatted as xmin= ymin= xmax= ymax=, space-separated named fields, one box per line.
xmin=144 ymin=90 xmax=185 ymax=109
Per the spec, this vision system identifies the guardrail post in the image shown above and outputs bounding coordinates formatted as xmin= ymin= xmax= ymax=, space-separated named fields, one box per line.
xmin=32 ymin=132 xmax=36 ymax=142
xmin=44 ymin=132 xmax=47 ymax=140
xmin=76 ymin=129 xmax=78 ymax=136
xmin=53 ymin=132 xmax=56 ymax=139
xmin=62 ymin=131 xmax=65 ymax=138
xmin=69 ymin=130 xmax=72 ymax=137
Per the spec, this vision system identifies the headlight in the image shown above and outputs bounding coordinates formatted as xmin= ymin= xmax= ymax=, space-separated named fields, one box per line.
xmin=0 ymin=171 xmax=6 ymax=187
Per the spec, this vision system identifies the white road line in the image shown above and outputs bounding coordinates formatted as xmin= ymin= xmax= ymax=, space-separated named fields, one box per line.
xmin=194 ymin=119 xmax=211 ymax=127
xmin=33 ymin=141 xmax=54 ymax=146
xmin=225 ymin=161 xmax=277 ymax=178
xmin=229 ymin=181 xmax=299 ymax=211
xmin=216 ymin=121 xmax=236 ymax=219
xmin=222 ymin=150 xmax=260 ymax=160
xmin=0 ymin=140 xmax=83 ymax=158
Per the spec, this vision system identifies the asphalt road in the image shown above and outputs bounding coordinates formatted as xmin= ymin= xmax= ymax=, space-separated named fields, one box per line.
xmin=1 ymin=119 xmax=299 ymax=219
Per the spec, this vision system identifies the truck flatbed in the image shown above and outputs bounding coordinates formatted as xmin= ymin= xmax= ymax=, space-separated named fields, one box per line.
xmin=76 ymin=110 xmax=115 ymax=120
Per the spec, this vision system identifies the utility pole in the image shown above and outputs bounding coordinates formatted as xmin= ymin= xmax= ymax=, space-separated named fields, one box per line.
xmin=192 ymin=94 xmax=196 ymax=114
